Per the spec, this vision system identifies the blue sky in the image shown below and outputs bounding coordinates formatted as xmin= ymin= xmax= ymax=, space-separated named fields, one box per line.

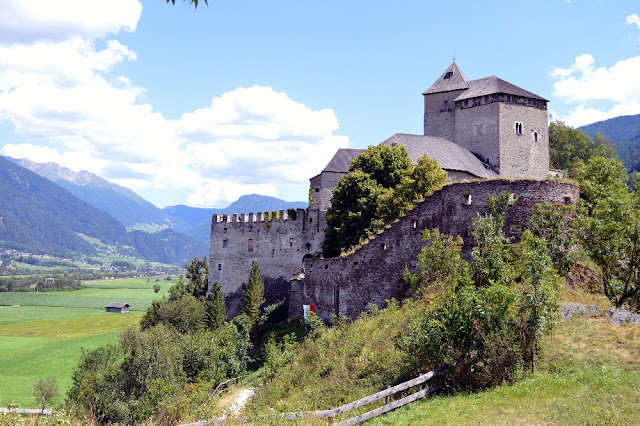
xmin=1 ymin=0 xmax=639 ymax=207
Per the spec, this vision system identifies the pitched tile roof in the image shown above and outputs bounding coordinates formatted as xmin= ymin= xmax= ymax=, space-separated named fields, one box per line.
xmin=381 ymin=133 xmax=498 ymax=179
xmin=423 ymin=62 xmax=469 ymax=95
xmin=423 ymin=63 xmax=547 ymax=102
xmin=320 ymin=135 xmax=497 ymax=179
xmin=454 ymin=76 xmax=548 ymax=102
xmin=322 ymin=148 xmax=365 ymax=173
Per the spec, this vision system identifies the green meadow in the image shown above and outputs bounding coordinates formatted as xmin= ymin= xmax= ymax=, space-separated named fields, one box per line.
xmin=0 ymin=277 xmax=172 ymax=408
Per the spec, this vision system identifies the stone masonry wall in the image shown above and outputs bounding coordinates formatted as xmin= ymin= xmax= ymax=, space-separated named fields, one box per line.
xmin=209 ymin=208 xmax=324 ymax=317
xmin=423 ymin=89 xmax=466 ymax=141
xmin=454 ymin=102 xmax=500 ymax=167
xmin=290 ymin=179 xmax=579 ymax=321
xmin=499 ymin=103 xmax=549 ymax=178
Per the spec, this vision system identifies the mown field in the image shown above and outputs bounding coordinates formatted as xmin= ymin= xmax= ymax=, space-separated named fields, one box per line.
xmin=0 ymin=277 xmax=172 ymax=408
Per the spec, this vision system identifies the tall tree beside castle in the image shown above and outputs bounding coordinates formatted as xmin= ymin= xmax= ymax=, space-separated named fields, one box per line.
xmin=205 ymin=280 xmax=226 ymax=330
xmin=323 ymin=144 xmax=447 ymax=256
xmin=185 ymin=257 xmax=209 ymax=300
xmin=242 ymin=261 xmax=266 ymax=327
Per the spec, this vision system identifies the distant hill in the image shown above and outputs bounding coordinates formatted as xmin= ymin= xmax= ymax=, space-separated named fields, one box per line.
xmin=578 ymin=114 xmax=640 ymax=144
xmin=166 ymin=194 xmax=308 ymax=244
xmin=578 ymin=114 xmax=640 ymax=173
xmin=5 ymin=157 xmax=188 ymax=231
xmin=163 ymin=205 xmax=213 ymax=230
xmin=0 ymin=157 xmax=206 ymax=264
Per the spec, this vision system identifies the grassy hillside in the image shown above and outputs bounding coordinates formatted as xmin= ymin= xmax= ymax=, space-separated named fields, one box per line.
xmin=368 ymin=315 xmax=639 ymax=425
xmin=245 ymin=291 xmax=639 ymax=425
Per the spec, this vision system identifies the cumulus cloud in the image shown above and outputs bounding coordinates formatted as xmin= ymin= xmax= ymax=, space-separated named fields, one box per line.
xmin=0 ymin=3 xmax=348 ymax=208
xmin=0 ymin=0 xmax=142 ymax=44
xmin=626 ymin=14 xmax=640 ymax=29
xmin=551 ymin=54 xmax=640 ymax=126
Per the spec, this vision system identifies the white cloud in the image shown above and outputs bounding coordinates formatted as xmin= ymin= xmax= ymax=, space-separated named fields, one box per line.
xmin=186 ymin=180 xmax=279 ymax=208
xmin=0 ymin=0 xmax=142 ymax=44
xmin=551 ymin=54 xmax=640 ymax=126
xmin=0 ymin=39 xmax=347 ymax=207
xmin=626 ymin=14 xmax=640 ymax=29
xmin=0 ymin=0 xmax=349 ymax=208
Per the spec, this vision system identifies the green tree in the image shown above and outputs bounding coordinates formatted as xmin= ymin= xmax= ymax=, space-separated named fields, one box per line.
xmin=349 ymin=144 xmax=412 ymax=189
xmin=572 ymin=155 xmax=628 ymax=205
xmin=549 ymin=120 xmax=617 ymax=172
xmin=33 ymin=377 xmax=59 ymax=414
xmin=140 ymin=295 xmax=208 ymax=334
xmin=184 ymin=257 xmax=209 ymax=300
xmin=577 ymin=192 xmax=640 ymax=307
xmin=205 ymin=280 xmax=226 ymax=330
xmin=323 ymin=170 xmax=384 ymax=256
xmin=517 ymin=230 xmax=561 ymax=372
xmin=529 ymin=202 xmax=577 ymax=277
xmin=241 ymin=262 xmax=266 ymax=328
xmin=378 ymin=155 xmax=447 ymax=223
xmin=403 ymin=228 xmax=471 ymax=296
xmin=471 ymin=193 xmax=514 ymax=288
xmin=323 ymin=144 xmax=446 ymax=257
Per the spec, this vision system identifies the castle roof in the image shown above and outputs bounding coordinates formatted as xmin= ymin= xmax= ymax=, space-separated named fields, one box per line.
xmin=423 ymin=63 xmax=547 ymax=102
xmin=322 ymin=148 xmax=365 ymax=173
xmin=454 ymin=76 xmax=548 ymax=102
xmin=320 ymin=135 xmax=497 ymax=179
xmin=381 ymin=133 xmax=498 ymax=179
xmin=423 ymin=62 xmax=470 ymax=95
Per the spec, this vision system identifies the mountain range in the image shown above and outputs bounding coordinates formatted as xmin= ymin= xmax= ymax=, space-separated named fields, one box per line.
xmin=0 ymin=156 xmax=307 ymax=263
xmin=0 ymin=156 xmax=207 ymax=264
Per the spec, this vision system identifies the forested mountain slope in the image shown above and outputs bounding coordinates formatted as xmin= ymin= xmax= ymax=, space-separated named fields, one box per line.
xmin=0 ymin=157 xmax=206 ymax=263
xmin=6 ymin=157 xmax=186 ymax=231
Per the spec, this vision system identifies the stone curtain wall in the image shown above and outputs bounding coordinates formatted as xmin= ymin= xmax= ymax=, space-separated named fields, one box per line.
xmin=209 ymin=208 xmax=324 ymax=317
xmin=291 ymin=179 xmax=579 ymax=321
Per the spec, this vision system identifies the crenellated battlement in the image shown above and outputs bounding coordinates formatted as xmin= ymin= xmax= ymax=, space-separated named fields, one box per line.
xmin=212 ymin=208 xmax=307 ymax=227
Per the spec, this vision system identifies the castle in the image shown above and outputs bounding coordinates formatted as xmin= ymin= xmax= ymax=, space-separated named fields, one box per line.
xmin=208 ymin=63 xmax=577 ymax=320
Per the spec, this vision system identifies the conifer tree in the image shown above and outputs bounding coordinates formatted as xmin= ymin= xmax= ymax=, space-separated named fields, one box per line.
xmin=241 ymin=261 xmax=266 ymax=328
xmin=205 ymin=280 xmax=226 ymax=330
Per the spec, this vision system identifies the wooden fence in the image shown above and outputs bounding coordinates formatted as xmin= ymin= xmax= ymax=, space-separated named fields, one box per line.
xmin=284 ymin=365 xmax=446 ymax=425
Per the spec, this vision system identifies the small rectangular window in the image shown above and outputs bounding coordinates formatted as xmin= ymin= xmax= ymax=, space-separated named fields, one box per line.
xmin=484 ymin=96 xmax=489 ymax=103
xmin=222 ymin=239 xmax=228 ymax=248
xmin=248 ymin=238 xmax=254 ymax=252
xmin=463 ymin=100 xmax=469 ymax=107
xmin=217 ymin=264 xmax=222 ymax=270
xmin=443 ymin=100 xmax=449 ymax=111
xmin=223 ymin=227 xmax=228 ymax=233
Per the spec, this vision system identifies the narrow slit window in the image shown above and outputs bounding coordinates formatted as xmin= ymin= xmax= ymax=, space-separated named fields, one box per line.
xmin=217 ymin=263 xmax=222 ymax=271
xmin=248 ymin=238 xmax=254 ymax=252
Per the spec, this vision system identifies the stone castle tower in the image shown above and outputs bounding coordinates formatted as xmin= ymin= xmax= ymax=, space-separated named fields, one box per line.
xmin=423 ymin=62 xmax=549 ymax=178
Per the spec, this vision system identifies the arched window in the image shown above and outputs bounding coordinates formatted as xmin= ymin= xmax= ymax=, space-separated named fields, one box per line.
xmin=533 ymin=131 xmax=539 ymax=142
xmin=515 ymin=122 xmax=523 ymax=135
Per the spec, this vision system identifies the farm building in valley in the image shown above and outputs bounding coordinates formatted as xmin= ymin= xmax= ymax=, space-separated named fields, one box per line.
xmin=105 ymin=302 xmax=130 ymax=313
